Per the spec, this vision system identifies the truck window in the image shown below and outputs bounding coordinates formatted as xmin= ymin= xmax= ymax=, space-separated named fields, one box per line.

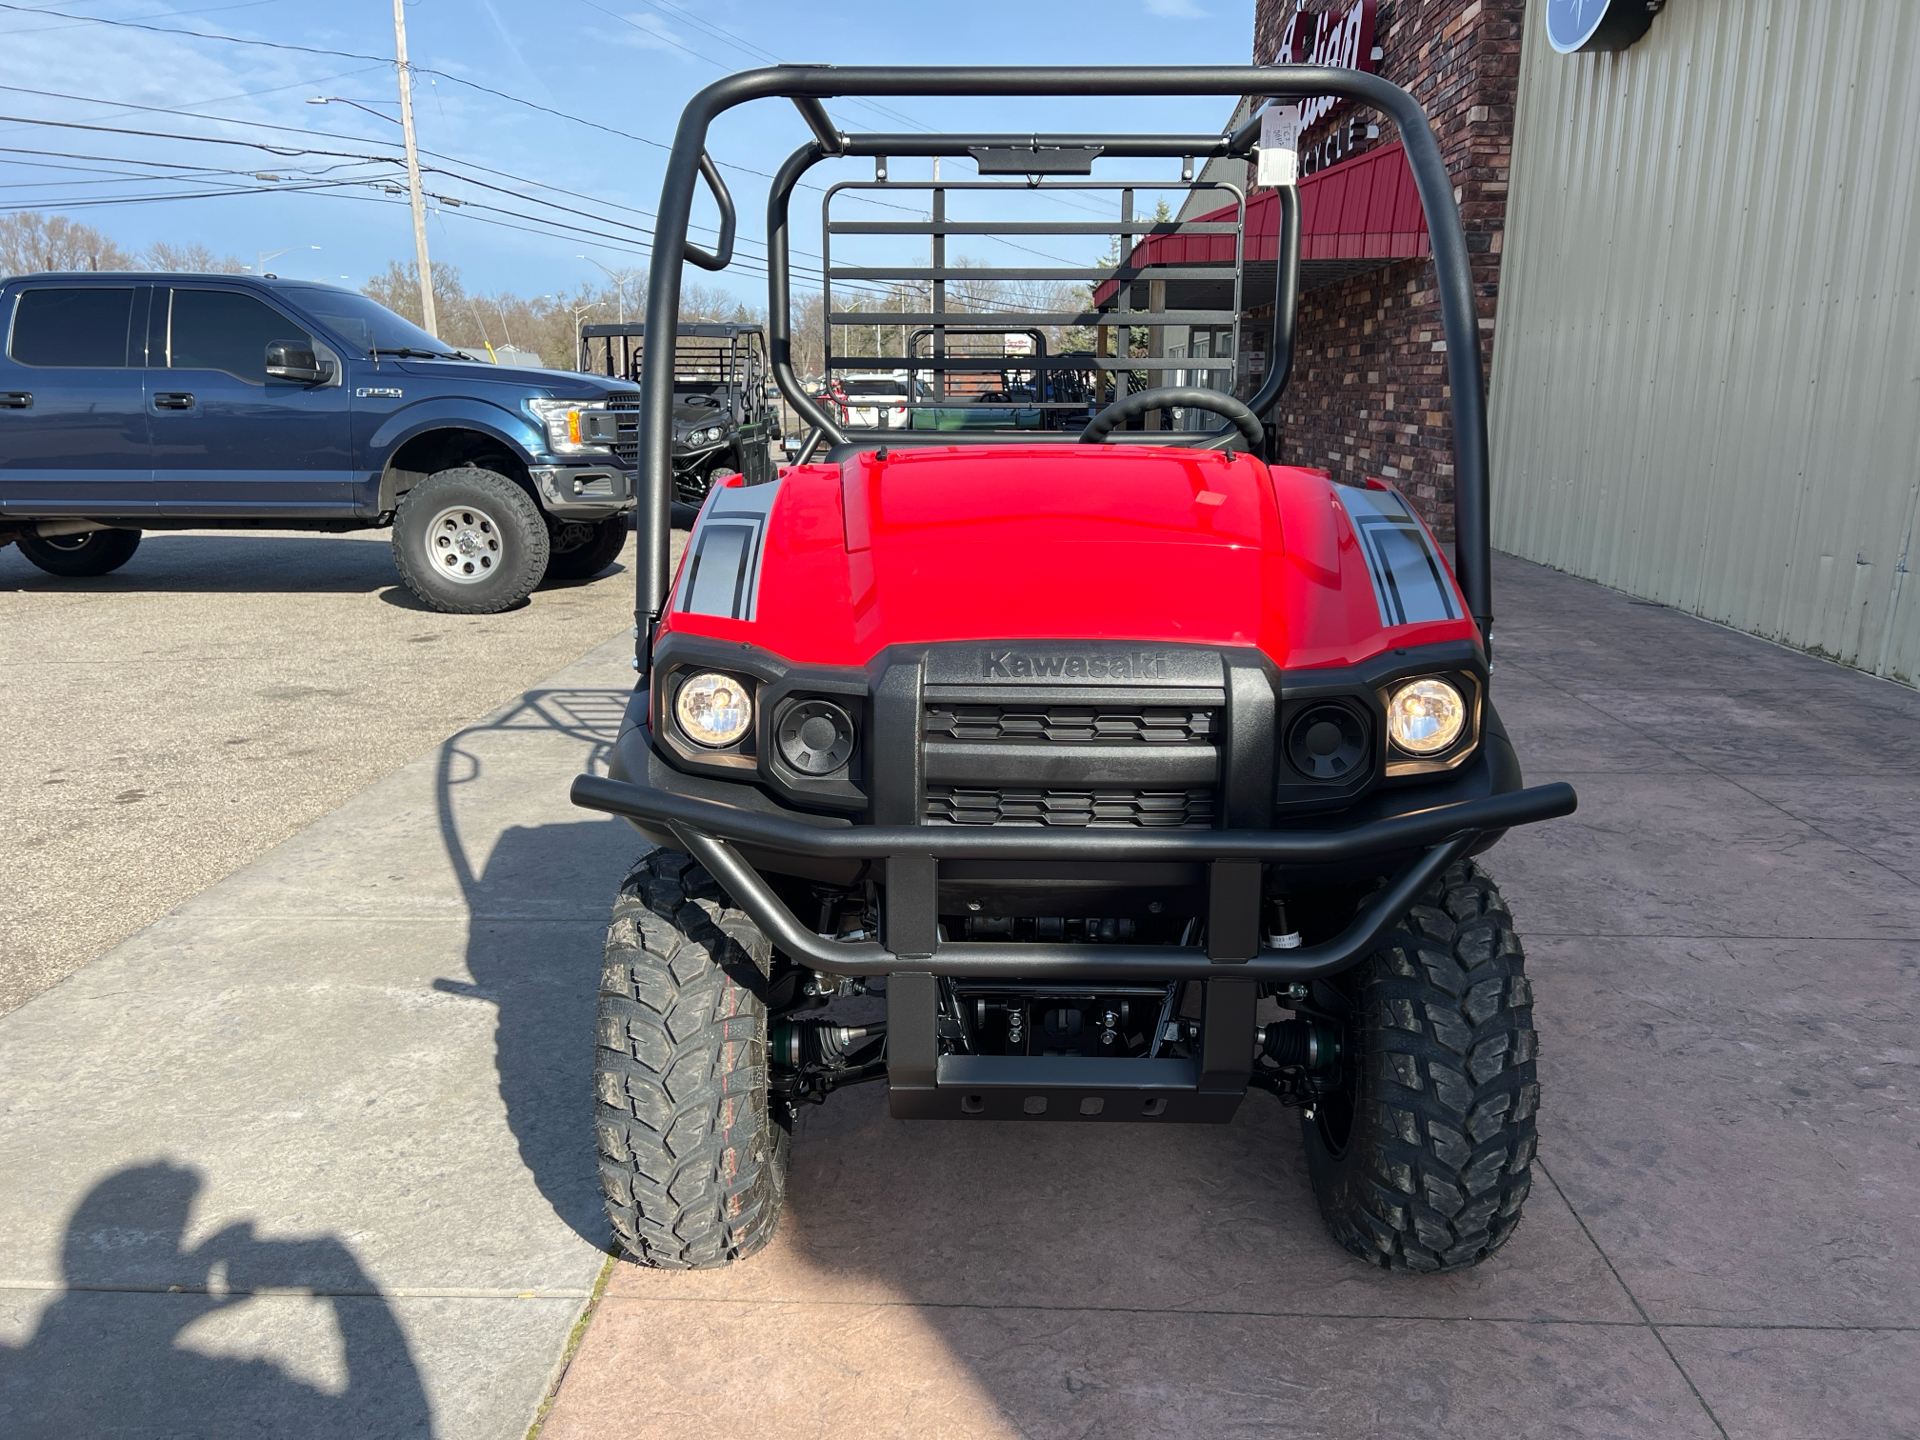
xmin=275 ymin=286 xmax=443 ymax=357
xmin=167 ymin=289 xmax=309 ymax=383
xmin=9 ymin=287 xmax=134 ymax=367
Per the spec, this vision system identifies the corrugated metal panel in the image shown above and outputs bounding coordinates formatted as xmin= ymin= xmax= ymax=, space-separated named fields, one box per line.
xmin=1489 ymin=0 xmax=1920 ymax=685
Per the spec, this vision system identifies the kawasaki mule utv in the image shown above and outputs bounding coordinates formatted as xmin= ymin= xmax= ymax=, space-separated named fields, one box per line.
xmin=571 ymin=64 xmax=1577 ymax=1275
xmin=580 ymin=320 xmax=780 ymax=521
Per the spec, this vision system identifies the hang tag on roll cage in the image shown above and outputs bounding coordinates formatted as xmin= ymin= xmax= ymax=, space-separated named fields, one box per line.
xmin=1256 ymin=103 xmax=1301 ymax=188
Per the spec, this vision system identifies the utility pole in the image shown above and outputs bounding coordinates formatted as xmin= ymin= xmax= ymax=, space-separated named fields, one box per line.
xmin=931 ymin=155 xmax=944 ymax=399
xmin=392 ymin=0 xmax=437 ymax=337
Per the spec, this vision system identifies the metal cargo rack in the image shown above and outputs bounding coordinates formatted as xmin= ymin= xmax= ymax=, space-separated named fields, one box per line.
xmin=579 ymin=320 xmax=769 ymax=392
xmin=815 ymin=171 xmax=1248 ymax=437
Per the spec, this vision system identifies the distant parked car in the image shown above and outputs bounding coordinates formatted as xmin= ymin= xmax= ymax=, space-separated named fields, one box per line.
xmin=827 ymin=372 xmax=911 ymax=429
xmin=0 ymin=273 xmax=640 ymax=613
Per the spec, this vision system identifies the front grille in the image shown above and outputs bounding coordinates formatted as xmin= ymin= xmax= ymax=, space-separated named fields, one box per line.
xmin=926 ymin=785 xmax=1215 ymax=828
xmin=924 ymin=704 xmax=1214 ymax=745
xmin=604 ymin=392 xmax=639 ymax=466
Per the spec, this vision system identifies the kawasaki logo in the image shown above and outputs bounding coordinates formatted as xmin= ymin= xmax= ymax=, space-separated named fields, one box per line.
xmin=981 ymin=649 xmax=1167 ymax=679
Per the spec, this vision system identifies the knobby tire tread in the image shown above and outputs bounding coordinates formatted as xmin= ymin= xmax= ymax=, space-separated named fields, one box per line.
xmin=1306 ymin=859 xmax=1538 ymax=1273
xmin=594 ymin=850 xmax=788 ymax=1270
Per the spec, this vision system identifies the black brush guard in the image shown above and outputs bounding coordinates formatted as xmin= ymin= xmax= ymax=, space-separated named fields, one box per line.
xmin=571 ymin=773 xmax=1575 ymax=1121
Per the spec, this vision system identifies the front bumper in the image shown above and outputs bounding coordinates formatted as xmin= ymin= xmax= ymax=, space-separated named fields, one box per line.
xmin=574 ymin=764 xmax=1574 ymax=1123
xmin=529 ymin=462 xmax=635 ymax=518
xmin=569 ymin=769 xmax=1576 ymax=982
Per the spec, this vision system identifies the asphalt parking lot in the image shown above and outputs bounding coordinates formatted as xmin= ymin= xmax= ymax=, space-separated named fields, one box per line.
xmin=0 ymin=552 xmax=1914 ymax=1438
xmin=0 ymin=527 xmax=649 ymax=1016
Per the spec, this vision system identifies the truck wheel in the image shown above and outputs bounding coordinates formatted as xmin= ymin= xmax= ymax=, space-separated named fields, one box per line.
xmin=543 ymin=516 xmax=629 ymax=582
xmin=595 ymin=849 xmax=789 ymax=1270
xmin=1303 ymin=860 xmax=1538 ymax=1273
xmin=391 ymin=466 xmax=549 ymax=614
xmin=16 ymin=527 xmax=140 ymax=577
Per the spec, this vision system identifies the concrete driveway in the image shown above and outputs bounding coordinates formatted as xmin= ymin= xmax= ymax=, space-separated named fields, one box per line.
xmin=540 ymin=556 xmax=1920 ymax=1439
xmin=0 ymin=527 xmax=644 ymax=1016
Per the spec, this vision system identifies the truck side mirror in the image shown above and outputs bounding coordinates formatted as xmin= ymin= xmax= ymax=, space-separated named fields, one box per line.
xmin=265 ymin=339 xmax=328 ymax=385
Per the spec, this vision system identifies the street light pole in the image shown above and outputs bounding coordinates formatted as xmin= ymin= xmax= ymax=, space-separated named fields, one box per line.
xmin=391 ymin=0 xmax=437 ymax=337
xmin=254 ymin=244 xmax=318 ymax=276
xmin=577 ymin=255 xmax=639 ymax=324
xmin=569 ymin=300 xmax=598 ymax=371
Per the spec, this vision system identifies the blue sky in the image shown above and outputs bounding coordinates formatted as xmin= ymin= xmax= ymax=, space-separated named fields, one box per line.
xmin=0 ymin=0 xmax=1257 ymax=303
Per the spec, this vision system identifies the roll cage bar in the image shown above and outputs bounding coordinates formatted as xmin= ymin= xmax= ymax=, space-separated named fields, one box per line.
xmin=635 ymin=66 xmax=1493 ymax=660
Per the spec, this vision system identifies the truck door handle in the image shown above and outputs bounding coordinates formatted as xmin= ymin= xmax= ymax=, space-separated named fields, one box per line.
xmin=152 ymin=392 xmax=195 ymax=411
xmin=0 ymin=391 xmax=30 ymax=409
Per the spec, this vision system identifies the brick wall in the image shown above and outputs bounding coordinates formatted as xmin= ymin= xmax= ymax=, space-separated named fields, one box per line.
xmin=1250 ymin=0 xmax=1524 ymax=539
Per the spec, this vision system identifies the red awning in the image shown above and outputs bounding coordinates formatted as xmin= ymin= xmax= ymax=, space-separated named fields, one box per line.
xmin=1093 ymin=141 xmax=1430 ymax=305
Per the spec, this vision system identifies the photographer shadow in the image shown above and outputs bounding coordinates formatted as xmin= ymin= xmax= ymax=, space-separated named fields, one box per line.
xmin=0 ymin=1163 xmax=432 ymax=1439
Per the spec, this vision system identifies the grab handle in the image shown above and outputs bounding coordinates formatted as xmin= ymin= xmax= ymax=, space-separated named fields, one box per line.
xmin=683 ymin=151 xmax=736 ymax=272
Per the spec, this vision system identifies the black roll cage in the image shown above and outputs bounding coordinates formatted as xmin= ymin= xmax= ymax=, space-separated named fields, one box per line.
xmin=635 ymin=65 xmax=1493 ymax=659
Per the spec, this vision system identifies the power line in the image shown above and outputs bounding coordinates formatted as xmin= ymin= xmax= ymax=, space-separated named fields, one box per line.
xmin=0 ymin=112 xmax=895 ymax=278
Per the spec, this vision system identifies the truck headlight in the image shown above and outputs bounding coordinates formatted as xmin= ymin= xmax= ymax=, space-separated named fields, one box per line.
xmin=1385 ymin=678 xmax=1466 ymax=755
xmin=528 ymin=397 xmax=609 ymax=456
xmin=675 ymin=672 xmax=752 ymax=748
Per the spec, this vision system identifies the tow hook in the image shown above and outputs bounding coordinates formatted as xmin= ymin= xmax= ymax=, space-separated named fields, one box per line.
xmin=1257 ymin=1019 xmax=1342 ymax=1070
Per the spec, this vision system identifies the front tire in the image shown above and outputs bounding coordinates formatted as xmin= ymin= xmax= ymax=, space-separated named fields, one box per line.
xmin=16 ymin=527 xmax=140 ymax=577
xmin=1303 ymin=860 xmax=1538 ymax=1273
xmin=543 ymin=516 xmax=628 ymax=582
xmin=391 ymin=466 xmax=548 ymax=614
xmin=595 ymin=850 xmax=789 ymax=1270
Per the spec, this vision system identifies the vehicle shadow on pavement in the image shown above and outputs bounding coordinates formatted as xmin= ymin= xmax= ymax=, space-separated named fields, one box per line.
xmin=443 ymin=820 xmax=635 ymax=1246
xmin=0 ymin=533 xmax=406 ymax=595
xmin=0 ymin=1162 xmax=432 ymax=1439
xmin=430 ymin=686 xmax=641 ymax=1249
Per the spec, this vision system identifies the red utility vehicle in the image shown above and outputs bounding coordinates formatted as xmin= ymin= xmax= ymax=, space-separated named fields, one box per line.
xmin=572 ymin=65 xmax=1577 ymax=1274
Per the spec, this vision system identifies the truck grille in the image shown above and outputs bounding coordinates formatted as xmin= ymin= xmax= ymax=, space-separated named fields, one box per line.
xmin=925 ymin=785 xmax=1215 ymax=828
xmin=604 ymin=392 xmax=640 ymax=466
xmin=924 ymin=704 xmax=1214 ymax=745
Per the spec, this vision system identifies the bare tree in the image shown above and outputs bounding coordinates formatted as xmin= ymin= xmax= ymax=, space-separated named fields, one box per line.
xmin=141 ymin=241 xmax=246 ymax=274
xmin=0 ymin=212 xmax=134 ymax=275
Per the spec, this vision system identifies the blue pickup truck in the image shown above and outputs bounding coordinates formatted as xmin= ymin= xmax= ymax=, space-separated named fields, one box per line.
xmin=0 ymin=272 xmax=641 ymax=613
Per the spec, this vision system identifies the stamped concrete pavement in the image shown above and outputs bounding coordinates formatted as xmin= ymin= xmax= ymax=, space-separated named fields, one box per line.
xmin=1 ymin=551 xmax=1912 ymax=1438
xmin=541 ymin=555 xmax=1920 ymax=1440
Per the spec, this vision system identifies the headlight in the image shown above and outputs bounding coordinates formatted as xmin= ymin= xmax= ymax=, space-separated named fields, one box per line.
xmin=528 ymin=397 xmax=608 ymax=456
xmin=1385 ymin=678 xmax=1466 ymax=755
xmin=675 ymin=672 xmax=752 ymax=748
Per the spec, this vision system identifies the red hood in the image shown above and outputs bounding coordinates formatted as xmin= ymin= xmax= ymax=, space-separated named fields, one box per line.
xmin=662 ymin=445 xmax=1476 ymax=671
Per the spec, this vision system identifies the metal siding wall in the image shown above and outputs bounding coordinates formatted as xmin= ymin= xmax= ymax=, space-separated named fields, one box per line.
xmin=1489 ymin=0 xmax=1920 ymax=684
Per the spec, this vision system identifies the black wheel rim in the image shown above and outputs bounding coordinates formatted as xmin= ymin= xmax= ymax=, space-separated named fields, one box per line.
xmin=1314 ymin=1068 xmax=1359 ymax=1160
xmin=1309 ymin=976 xmax=1360 ymax=1160
xmin=43 ymin=533 xmax=95 ymax=552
